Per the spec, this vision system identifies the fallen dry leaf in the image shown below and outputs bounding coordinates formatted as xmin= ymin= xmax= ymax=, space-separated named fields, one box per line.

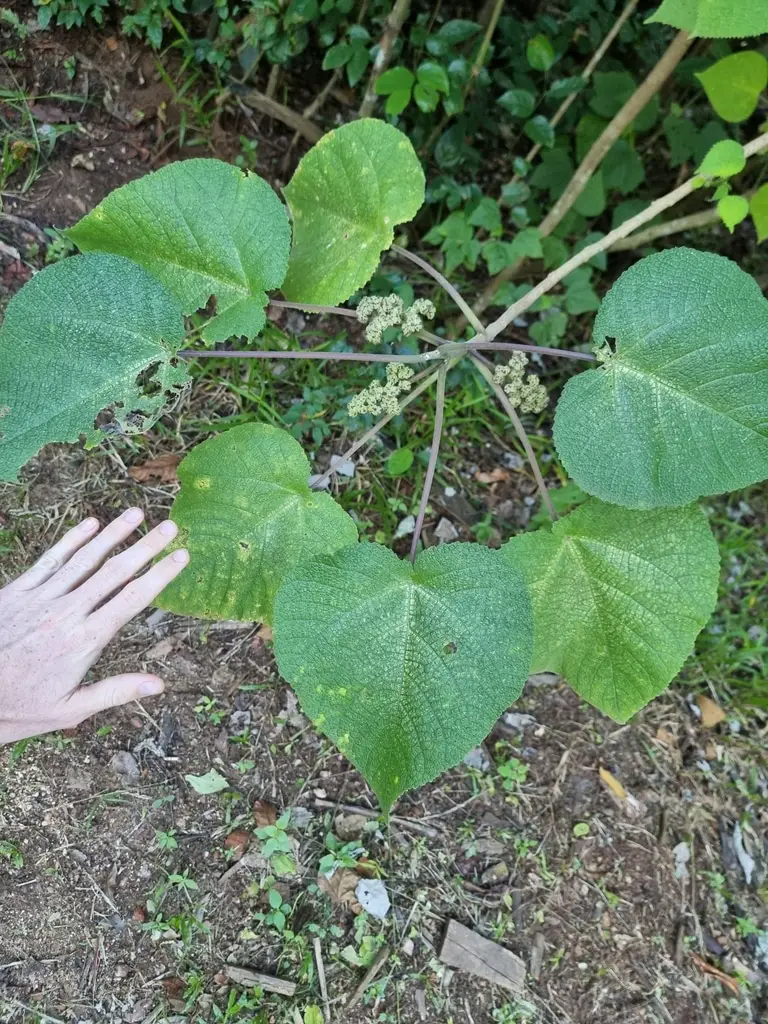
xmin=162 ymin=977 xmax=185 ymax=999
xmin=255 ymin=624 xmax=273 ymax=643
xmin=696 ymin=694 xmax=726 ymax=728
xmin=105 ymin=36 xmax=119 ymax=50
xmin=691 ymin=953 xmax=741 ymax=996
xmin=224 ymin=830 xmax=251 ymax=861
xmin=655 ymin=726 xmax=677 ymax=747
xmin=474 ymin=468 xmax=510 ymax=484
xmin=253 ymin=799 xmax=277 ymax=828
xmin=317 ymin=867 xmax=362 ymax=913
xmin=128 ymin=454 xmax=181 ymax=483
xmin=599 ymin=766 xmax=627 ymax=800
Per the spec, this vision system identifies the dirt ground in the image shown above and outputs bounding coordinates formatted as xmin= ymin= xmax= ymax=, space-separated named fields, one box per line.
xmin=1 ymin=15 xmax=768 ymax=1024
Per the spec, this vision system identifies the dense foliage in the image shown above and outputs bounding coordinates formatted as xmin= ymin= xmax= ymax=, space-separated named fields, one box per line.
xmin=3 ymin=1 xmax=768 ymax=811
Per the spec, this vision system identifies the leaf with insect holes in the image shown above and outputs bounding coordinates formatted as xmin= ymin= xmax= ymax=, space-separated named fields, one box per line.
xmin=155 ymin=423 xmax=358 ymax=624
xmin=696 ymin=52 xmax=768 ymax=123
xmin=647 ymin=0 xmax=768 ymax=37
xmin=553 ymin=248 xmax=768 ymax=508
xmin=281 ymin=120 xmax=425 ymax=305
xmin=68 ymin=159 xmax=290 ymax=344
xmin=503 ymin=500 xmax=719 ymax=722
xmin=0 ymin=253 xmax=185 ymax=482
xmin=273 ymin=542 xmax=533 ymax=813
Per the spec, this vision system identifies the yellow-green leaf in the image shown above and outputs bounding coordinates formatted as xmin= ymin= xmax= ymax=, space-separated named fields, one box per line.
xmin=696 ymin=139 xmax=745 ymax=179
xmin=717 ymin=194 xmax=749 ymax=233
xmin=696 ymin=51 xmax=768 ymax=123
xmin=750 ymin=183 xmax=768 ymax=243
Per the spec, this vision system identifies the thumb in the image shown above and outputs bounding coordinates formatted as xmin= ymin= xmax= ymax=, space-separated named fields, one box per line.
xmin=72 ymin=674 xmax=165 ymax=720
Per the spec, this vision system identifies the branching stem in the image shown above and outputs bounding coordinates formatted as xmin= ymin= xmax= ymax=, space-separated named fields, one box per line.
xmin=484 ymin=130 xmax=768 ymax=340
xmin=180 ymin=348 xmax=441 ymax=364
xmin=410 ymin=364 xmax=447 ymax=563
xmin=392 ymin=244 xmax=487 ymax=336
xmin=471 ymin=354 xmax=557 ymax=521
xmin=310 ymin=368 xmax=440 ymax=489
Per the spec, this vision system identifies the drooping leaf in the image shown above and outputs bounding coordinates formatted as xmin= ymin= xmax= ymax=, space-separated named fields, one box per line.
xmin=526 ymin=34 xmax=555 ymax=72
xmin=68 ymin=159 xmax=290 ymax=344
xmin=750 ymin=183 xmax=768 ymax=242
xmin=717 ymin=194 xmax=749 ymax=232
xmin=0 ymin=254 xmax=185 ymax=482
xmin=696 ymin=51 xmax=768 ymax=123
xmin=647 ymin=0 xmax=768 ymax=38
xmin=663 ymin=113 xmax=698 ymax=167
xmin=523 ymin=115 xmax=555 ymax=149
xmin=282 ymin=120 xmax=425 ymax=305
xmin=696 ymin=139 xmax=745 ymax=179
xmin=553 ymin=248 xmax=768 ymax=508
xmin=155 ymin=423 xmax=358 ymax=623
xmin=572 ymin=170 xmax=606 ymax=217
xmin=497 ymin=88 xmax=536 ymax=119
xmin=273 ymin=542 xmax=533 ymax=812
xmin=603 ymin=140 xmax=645 ymax=195
xmin=563 ymin=266 xmax=600 ymax=314
xmin=589 ymin=71 xmax=636 ymax=119
xmin=503 ymin=500 xmax=719 ymax=722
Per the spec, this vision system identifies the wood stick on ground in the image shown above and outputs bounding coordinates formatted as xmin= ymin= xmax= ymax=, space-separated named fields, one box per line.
xmin=439 ymin=919 xmax=526 ymax=994
xmin=347 ymin=944 xmax=391 ymax=1010
xmin=224 ymin=965 xmax=297 ymax=997
xmin=240 ymin=89 xmax=322 ymax=143
xmin=313 ymin=937 xmax=331 ymax=1022
xmin=358 ymin=0 xmax=411 ymax=118
xmin=313 ymin=798 xmax=440 ymax=837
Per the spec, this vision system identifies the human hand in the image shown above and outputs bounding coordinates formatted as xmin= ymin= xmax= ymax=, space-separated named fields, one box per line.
xmin=0 ymin=509 xmax=188 ymax=745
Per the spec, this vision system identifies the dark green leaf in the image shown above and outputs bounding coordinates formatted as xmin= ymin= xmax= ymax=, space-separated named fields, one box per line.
xmin=374 ymin=66 xmax=415 ymax=95
xmin=524 ymin=116 xmax=555 ymax=149
xmin=416 ymin=60 xmax=450 ymax=94
xmin=322 ymin=42 xmax=353 ymax=69
xmin=526 ymin=34 xmax=555 ymax=72
xmin=497 ymin=88 xmax=536 ymax=119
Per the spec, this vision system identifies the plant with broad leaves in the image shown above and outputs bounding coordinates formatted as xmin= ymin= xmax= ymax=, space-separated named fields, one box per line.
xmin=2 ymin=114 xmax=768 ymax=816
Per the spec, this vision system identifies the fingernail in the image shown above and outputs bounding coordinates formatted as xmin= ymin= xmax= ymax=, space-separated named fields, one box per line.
xmin=139 ymin=677 xmax=164 ymax=697
xmin=123 ymin=508 xmax=144 ymax=524
xmin=80 ymin=517 xmax=99 ymax=532
xmin=160 ymin=520 xmax=178 ymax=537
xmin=172 ymin=548 xmax=189 ymax=564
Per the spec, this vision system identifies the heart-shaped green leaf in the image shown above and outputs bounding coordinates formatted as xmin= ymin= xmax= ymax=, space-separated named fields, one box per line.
xmin=647 ymin=0 xmax=768 ymax=38
xmin=273 ymin=542 xmax=533 ymax=812
xmin=0 ymin=253 xmax=185 ymax=482
xmin=155 ymin=423 xmax=358 ymax=623
xmin=553 ymin=248 xmax=768 ymax=508
xmin=281 ymin=119 xmax=425 ymax=305
xmin=696 ymin=51 xmax=768 ymax=123
xmin=503 ymin=500 xmax=719 ymax=722
xmin=68 ymin=159 xmax=291 ymax=343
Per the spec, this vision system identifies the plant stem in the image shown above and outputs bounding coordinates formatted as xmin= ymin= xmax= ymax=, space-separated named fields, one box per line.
xmin=468 ymin=340 xmax=596 ymax=362
xmin=270 ymin=298 xmax=358 ymax=318
xmin=471 ymin=354 xmax=557 ymax=521
xmin=392 ymin=244 xmax=487 ymax=336
xmin=483 ymin=130 xmax=768 ymax=340
xmin=410 ymin=364 xmax=447 ymax=563
xmin=310 ymin=368 xmax=440 ymax=489
xmin=469 ymin=28 xmax=692 ymax=324
xmin=358 ymin=0 xmax=412 ymax=118
xmin=519 ymin=0 xmax=639 ymax=170
xmin=463 ymin=0 xmax=504 ymax=100
xmin=179 ymin=348 xmax=442 ymax=364
xmin=607 ymin=204 xmax=721 ymax=251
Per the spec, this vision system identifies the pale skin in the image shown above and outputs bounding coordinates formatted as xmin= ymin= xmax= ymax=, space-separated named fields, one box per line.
xmin=0 ymin=509 xmax=189 ymax=745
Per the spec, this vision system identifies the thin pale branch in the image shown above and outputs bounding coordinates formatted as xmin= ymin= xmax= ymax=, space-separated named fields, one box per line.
xmin=270 ymin=298 xmax=358 ymax=318
xmin=310 ymin=368 xmax=440 ymax=489
xmin=471 ymin=354 xmax=556 ymax=521
xmin=392 ymin=245 xmax=487 ymax=336
xmin=520 ymin=0 xmax=639 ymax=169
xmin=410 ymin=364 xmax=447 ymax=563
xmin=179 ymin=348 xmax=441 ymax=364
xmin=464 ymin=0 xmax=505 ymax=100
xmin=484 ymin=130 xmax=768 ymax=340
xmin=469 ymin=28 xmax=692 ymax=323
xmin=358 ymin=0 xmax=411 ymax=118
xmin=468 ymin=340 xmax=596 ymax=362
xmin=607 ymin=204 xmax=721 ymax=251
